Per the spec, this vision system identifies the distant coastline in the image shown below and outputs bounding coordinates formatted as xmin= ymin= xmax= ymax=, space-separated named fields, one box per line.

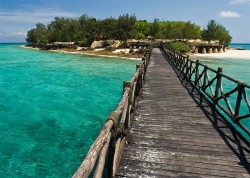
xmin=230 ymin=43 xmax=250 ymax=50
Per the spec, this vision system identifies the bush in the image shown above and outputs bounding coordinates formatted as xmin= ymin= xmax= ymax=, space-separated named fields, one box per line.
xmin=76 ymin=41 xmax=88 ymax=47
xmin=166 ymin=41 xmax=190 ymax=53
xmin=119 ymin=42 xmax=129 ymax=48
xmin=135 ymin=33 xmax=145 ymax=40
xmin=105 ymin=46 xmax=116 ymax=51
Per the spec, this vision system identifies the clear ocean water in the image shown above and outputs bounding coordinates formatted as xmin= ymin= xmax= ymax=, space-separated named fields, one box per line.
xmin=0 ymin=43 xmax=138 ymax=177
xmin=192 ymin=44 xmax=250 ymax=142
xmin=1 ymin=43 xmax=250 ymax=177
xmin=230 ymin=43 xmax=250 ymax=50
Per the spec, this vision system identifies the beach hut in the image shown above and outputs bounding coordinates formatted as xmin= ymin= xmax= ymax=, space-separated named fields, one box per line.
xmin=146 ymin=35 xmax=155 ymax=41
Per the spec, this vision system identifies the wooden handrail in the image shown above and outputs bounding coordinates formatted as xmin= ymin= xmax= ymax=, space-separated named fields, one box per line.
xmin=160 ymin=44 xmax=250 ymax=142
xmin=73 ymin=47 xmax=153 ymax=178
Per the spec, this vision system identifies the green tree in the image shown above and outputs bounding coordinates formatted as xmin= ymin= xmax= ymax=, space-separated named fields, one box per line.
xmin=183 ymin=21 xmax=201 ymax=39
xmin=116 ymin=14 xmax=137 ymax=41
xmin=47 ymin=17 xmax=66 ymax=42
xmin=26 ymin=23 xmax=49 ymax=44
xmin=100 ymin=18 xmax=117 ymax=40
xmin=150 ymin=19 xmax=160 ymax=38
xmin=61 ymin=19 xmax=81 ymax=42
xmin=202 ymin=20 xmax=232 ymax=44
xmin=26 ymin=29 xmax=37 ymax=43
xmin=134 ymin=20 xmax=151 ymax=39
xmin=78 ymin=15 xmax=101 ymax=45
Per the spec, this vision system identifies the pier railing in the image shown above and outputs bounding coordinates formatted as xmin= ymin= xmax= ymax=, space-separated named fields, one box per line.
xmin=73 ymin=48 xmax=152 ymax=178
xmin=160 ymin=44 xmax=250 ymax=142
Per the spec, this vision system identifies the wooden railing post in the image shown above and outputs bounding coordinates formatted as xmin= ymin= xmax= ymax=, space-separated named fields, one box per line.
xmin=123 ymin=81 xmax=131 ymax=92
xmin=185 ymin=56 xmax=189 ymax=76
xmin=195 ymin=60 xmax=200 ymax=82
xmin=214 ymin=67 xmax=223 ymax=101
xmin=180 ymin=56 xmax=185 ymax=70
xmin=234 ymin=82 xmax=244 ymax=121
xmin=202 ymin=66 xmax=208 ymax=90
xmin=123 ymin=81 xmax=131 ymax=130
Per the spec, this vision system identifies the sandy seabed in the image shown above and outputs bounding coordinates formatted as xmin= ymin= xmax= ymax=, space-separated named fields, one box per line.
xmin=194 ymin=50 xmax=250 ymax=59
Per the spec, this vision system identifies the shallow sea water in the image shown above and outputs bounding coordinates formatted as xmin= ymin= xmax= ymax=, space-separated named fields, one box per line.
xmin=0 ymin=44 xmax=138 ymax=177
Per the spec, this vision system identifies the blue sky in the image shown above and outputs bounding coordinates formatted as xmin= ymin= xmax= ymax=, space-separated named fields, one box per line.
xmin=0 ymin=0 xmax=249 ymax=42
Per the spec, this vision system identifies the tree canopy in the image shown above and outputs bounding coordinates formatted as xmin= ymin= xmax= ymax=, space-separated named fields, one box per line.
xmin=201 ymin=20 xmax=232 ymax=45
xmin=26 ymin=14 xmax=232 ymax=46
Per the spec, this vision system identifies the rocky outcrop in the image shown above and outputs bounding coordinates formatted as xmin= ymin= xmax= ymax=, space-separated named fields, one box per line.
xmin=91 ymin=40 xmax=105 ymax=48
xmin=91 ymin=40 xmax=121 ymax=48
xmin=111 ymin=40 xmax=121 ymax=48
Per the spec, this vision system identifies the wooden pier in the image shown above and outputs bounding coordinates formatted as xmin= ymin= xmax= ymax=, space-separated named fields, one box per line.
xmin=193 ymin=44 xmax=226 ymax=54
xmin=73 ymin=46 xmax=249 ymax=178
xmin=129 ymin=43 xmax=151 ymax=50
xmin=116 ymin=48 xmax=249 ymax=177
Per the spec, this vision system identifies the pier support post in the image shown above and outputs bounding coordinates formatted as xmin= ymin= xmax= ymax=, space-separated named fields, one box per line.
xmin=218 ymin=47 xmax=223 ymax=53
xmin=194 ymin=47 xmax=198 ymax=54
xmin=208 ymin=47 xmax=213 ymax=53
xmin=202 ymin=47 xmax=206 ymax=54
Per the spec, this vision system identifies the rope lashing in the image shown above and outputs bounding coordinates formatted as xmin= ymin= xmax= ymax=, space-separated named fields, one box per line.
xmin=106 ymin=111 xmax=119 ymax=130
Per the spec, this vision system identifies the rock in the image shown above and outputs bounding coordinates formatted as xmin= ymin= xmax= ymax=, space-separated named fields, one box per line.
xmin=91 ymin=40 xmax=105 ymax=48
xmin=77 ymin=47 xmax=83 ymax=51
xmin=111 ymin=40 xmax=121 ymax=48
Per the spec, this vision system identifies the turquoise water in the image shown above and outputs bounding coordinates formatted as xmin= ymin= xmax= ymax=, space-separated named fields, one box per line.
xmin=192 ymin=46 xmax=250 ymax=142
xmin=0 ymin=44 xmax=138 ymax=177
xmin=230 ymin=43 xmax=250 ymax=50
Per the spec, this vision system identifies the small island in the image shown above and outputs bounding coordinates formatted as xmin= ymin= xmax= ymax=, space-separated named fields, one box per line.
xmin=26 ymin=14 xmax=233 ymax=57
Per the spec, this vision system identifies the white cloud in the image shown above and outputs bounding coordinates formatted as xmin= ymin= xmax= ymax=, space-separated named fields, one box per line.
xmin=0 ymin=8 xmax=80 ymax=42
xmin=219 ymin=11 xmax=241 ymax=17
xmin=229 ymin=0 xmax=250 ymax=4
xmin=0 ymin=8 xmax=79 ymax=24
xmin=0 ymin=32 xmax=27 ymax=37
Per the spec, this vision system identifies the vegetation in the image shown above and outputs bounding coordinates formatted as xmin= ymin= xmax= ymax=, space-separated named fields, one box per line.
xmin=26 ymin=14 xmax=232 ymax=46
xmin=201 ymin=20 xmax=232 ymax=45
xmin=166 ymin=41 xmax=191 ymax=53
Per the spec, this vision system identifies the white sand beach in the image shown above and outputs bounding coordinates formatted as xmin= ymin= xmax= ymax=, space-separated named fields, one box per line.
xmin=194 ymin=49 xmax=250 ymax=59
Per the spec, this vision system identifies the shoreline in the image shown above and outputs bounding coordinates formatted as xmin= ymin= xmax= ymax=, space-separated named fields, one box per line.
xmin=193 ymin=49 xmax=250 ymax=59
xmin=22 ymin=45 xmax=250 ymax=60
xmin=21 ymin=45 xmax=142 ymax=60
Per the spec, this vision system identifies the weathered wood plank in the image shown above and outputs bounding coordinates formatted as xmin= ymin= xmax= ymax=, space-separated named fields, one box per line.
xmin=116 ymin=48 xmax=250 ymax=178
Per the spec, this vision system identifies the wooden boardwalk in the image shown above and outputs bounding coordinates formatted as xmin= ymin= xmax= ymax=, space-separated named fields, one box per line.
xmin=116 ymin=48 xmax=250 ymax=177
